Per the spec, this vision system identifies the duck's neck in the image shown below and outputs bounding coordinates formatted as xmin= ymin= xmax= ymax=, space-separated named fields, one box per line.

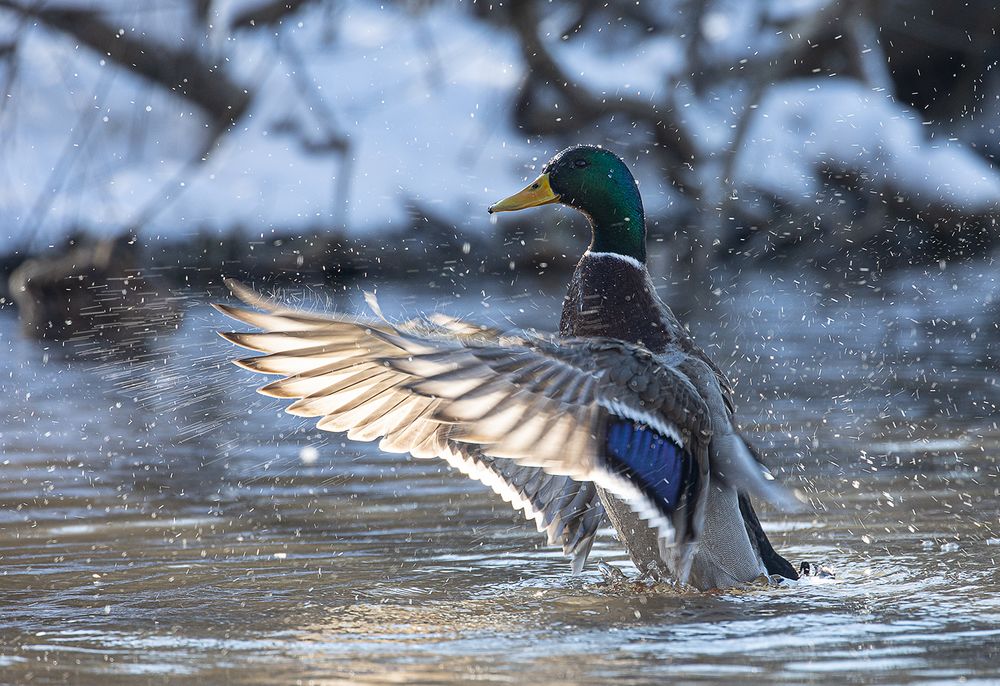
xmin=560 ymin=252 xmax=675 ymax=352
xmin=585 ymin=191 xmax=646 ymax=263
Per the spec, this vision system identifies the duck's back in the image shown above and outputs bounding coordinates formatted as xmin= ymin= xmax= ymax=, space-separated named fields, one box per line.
xmin=558 ymin=252 xmax=788 ymax=588
xmin=558 ymin=252 xmax=691 ymax=580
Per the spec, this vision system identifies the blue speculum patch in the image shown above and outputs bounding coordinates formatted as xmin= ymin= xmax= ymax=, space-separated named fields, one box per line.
xmin=604 ymin=418 xmax=686 ymax=513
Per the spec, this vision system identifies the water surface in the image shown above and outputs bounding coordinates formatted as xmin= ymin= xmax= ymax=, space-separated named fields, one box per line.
xmin=2 ymin=265 xmax=999 ymax=684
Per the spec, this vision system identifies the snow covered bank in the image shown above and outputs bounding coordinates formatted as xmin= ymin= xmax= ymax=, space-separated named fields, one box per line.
xmin=2 ymin=0 xmax=999 ymax=265
xmin=1 ymin=0 xmax=542 ymax=248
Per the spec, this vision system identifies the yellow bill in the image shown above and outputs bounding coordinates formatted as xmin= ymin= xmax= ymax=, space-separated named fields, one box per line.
xmin=488 ymin=173 xmax=559 ymax=213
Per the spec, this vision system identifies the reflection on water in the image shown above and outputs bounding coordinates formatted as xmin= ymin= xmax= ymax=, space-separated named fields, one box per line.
xmin=1 ymin=264 xmax=999 ymax=684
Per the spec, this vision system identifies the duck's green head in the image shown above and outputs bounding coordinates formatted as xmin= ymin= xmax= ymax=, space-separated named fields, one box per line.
xmin=488 ymin=145 xmax=646 ymax=262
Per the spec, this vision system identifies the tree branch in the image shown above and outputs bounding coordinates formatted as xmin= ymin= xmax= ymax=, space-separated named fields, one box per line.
xmin=506 ymin=0 xmax=698 ymax=172
xmin=0 ymin=0 xmax=251 ymax=128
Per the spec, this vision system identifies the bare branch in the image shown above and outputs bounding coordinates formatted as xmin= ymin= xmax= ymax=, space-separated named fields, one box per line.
xmin=506 ymin=0 xmax=698 ymax=172
xmin=0 ymin=0 xmax=251 ymax=128
xmin=228 ymin=0 xmax=319 ymax=31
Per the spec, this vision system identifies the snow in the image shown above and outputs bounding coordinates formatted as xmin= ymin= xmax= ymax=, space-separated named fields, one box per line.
xmin=543 ymin=5 xmax=685 ymax=99
xmin=2 ymin=0 xmax=999 ymax=249
xmin=0 ymin=0 xmax=539 ymax=246
xmin=740 ymin=79 xmax=1000 ymax=212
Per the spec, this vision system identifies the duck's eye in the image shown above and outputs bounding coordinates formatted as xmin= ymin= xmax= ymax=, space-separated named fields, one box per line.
xmin=574 ymin=159 xmax=589 ymax=168
xmin=531 ymin=183 xmax=540 ymax=189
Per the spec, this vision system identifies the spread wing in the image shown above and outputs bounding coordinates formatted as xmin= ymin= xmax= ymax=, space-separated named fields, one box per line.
xmin=214 ymin=282 xmax=720 ymax=583
xmin=214 ymin=281 xmax=604 ymax=571
xmin=379 ymin=329 xmax=714 ymax=581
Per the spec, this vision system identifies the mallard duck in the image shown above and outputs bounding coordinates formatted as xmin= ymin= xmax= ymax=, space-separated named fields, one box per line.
xmin=215 ymin=145 xmax=803 ymax=590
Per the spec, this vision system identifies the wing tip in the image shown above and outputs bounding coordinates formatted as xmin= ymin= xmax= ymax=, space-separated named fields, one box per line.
xmin=213 ymin=301 xmax=246 ymax=318
xmin=232 ymin=356 xmax=283 ymax=375
xmin=223 ymin=277 xmax=270 ymax=308
xmin=285 ymin=405 xmax=320 ymax=418
xmin=231 ymin=357 xmax=258 ymax=372
xmin=778 ymin=487 xmax=811 ymax=514
xmin=752 ymin=482 xmax=810 ymax=514
xmin=217 ymin=330 xmax=261 ymax=351
xmin=212 ymin=302 xmax=265 ymax=329
xmin=258 ymin=381 xmax=300 ymax=398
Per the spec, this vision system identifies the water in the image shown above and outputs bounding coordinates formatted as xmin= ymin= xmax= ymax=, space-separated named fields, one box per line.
xmin=2 ymin=265 xmax=999 ymax=684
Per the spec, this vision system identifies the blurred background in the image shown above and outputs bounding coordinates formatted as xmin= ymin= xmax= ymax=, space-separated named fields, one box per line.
xmin=2 ymin=1 xmax=1000 ymax=684
xmin=3 ymin=0 xmax=1000 ymax=313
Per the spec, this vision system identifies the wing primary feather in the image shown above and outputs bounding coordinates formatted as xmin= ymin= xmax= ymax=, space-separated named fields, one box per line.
xmin=215 ymin=288 xmax=735 ymax=580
